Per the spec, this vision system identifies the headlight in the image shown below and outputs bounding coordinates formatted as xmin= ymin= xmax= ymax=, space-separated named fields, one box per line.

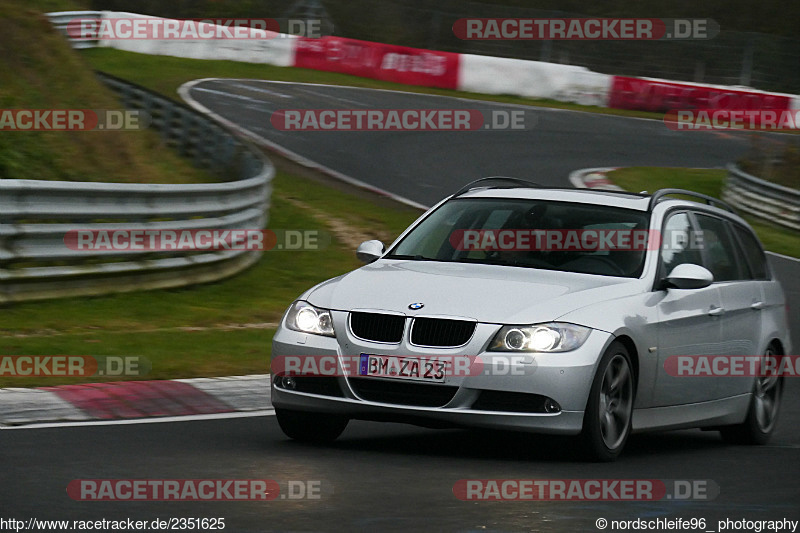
xmin=285 ymin=301 xmax=335 ymax=337
xmin=488 ymin=323 xmax=591 ymax=352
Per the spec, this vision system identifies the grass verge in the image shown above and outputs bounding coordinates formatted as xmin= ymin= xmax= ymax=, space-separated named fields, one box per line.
xmin=608 ymin=167 xmax=800 ymax=259
xmin=0 ymin=169 xmax=422 ymax=387
xmin=3 ymin=4 xmax=423 ymax=387
xmin=0 ymin=2 xmax=215 ymax=184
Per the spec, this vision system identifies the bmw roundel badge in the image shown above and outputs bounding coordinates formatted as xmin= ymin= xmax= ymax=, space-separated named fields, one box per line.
xmin=408 ymin=302 xmax=424 ymax=310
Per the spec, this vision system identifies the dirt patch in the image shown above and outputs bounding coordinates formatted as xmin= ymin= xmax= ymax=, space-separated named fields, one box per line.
xmin=279 ymin=194 xmax=394 ymax=249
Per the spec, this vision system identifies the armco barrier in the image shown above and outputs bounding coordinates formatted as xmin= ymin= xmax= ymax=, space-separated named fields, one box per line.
xmin=0 ymin=73 xmax=274 ymax=303
xmin=722 ymin=164 xmax=800 ymax=231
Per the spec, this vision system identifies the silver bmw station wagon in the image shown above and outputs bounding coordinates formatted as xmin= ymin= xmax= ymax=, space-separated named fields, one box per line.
xmin=270 ymin=178 xmax=791 ymax=461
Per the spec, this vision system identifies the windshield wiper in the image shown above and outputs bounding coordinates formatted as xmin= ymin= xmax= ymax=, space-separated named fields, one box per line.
xmin=386 ymin=254 xmax=522 ymax=267
xmin=452 ymin=256 xmax=518 ymax=266
xmin=384 ymin=254 xmax=436 ymax=261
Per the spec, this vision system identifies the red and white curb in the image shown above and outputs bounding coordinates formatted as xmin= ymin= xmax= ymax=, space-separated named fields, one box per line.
xmin=0 ymin=374 xmax=272 ymax=427
xmin=568 ymin=167 xmax=623 ymax=191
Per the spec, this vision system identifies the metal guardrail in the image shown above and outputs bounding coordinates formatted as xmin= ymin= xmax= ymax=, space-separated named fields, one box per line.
xmin=46 ymin=11 xmax=101 ymax=49
xmin=722 ymin=164 xmax=800 ymax=231
xmin=0 ymin=73 xmax=274 ymax=303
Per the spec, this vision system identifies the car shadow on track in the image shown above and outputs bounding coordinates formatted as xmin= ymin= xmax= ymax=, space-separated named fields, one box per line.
xmin=269 ymin=421 xmax=730 ymax=463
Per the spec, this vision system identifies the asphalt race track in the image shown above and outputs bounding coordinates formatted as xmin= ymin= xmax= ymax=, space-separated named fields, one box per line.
xmin=184 ymin=79 xmax=750 ymax=206
xmin=2 ymin=409 xmax=799 ymax=531
xmin=2 ymin=81 xmax=798 ymax=533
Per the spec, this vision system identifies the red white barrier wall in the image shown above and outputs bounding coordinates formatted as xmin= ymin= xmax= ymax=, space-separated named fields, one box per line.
xmin=457 ymin=54 xmax=611 ymax=106
xmin=608 ymin=76 xmax=794 ymax=112
xmin=293 ymin=36 xmax=460 ymax=89
xmin=95 ymin=12 xmax=797 ymax=114
xmin=98 ymin=12 xmax=297 ymax=66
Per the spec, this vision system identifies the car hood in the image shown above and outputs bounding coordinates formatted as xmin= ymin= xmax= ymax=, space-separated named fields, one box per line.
xmin=305 ymin=259 xmax=642 ymax=325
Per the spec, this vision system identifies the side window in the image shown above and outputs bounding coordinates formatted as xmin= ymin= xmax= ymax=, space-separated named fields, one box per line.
xmin=660 ymin=212 xmax=702 ymax=275
xmin=732 ymin=224 xmax=768 ymax=280
xmin=694 ymin=214 xmax=742 ymax=282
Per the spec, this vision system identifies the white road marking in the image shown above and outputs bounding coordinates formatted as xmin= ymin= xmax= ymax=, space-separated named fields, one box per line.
xmin=0 ymin=409 xmax=275 ymax=430
xmin=228 ymin=81 xmax=292 ymax=98
xmin=191 ymin=86 xmax=275 ymax=108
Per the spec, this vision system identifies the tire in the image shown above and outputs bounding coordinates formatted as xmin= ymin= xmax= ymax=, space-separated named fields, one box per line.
xmin=720 ymin=345 xmax=783 ymax=445
xmin=580 ymin=342 xmax=635 ymax=462
xmin=275 ymin=408 xmax=348 ymax=444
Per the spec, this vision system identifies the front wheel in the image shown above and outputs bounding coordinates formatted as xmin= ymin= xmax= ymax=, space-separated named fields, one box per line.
xmin=275 ymin=408 xmax=348 ymax=443
xmin=580 ymin=342 xmax=635 ymax=462
xmin=720 ymin=346 xmax=783 ymax=445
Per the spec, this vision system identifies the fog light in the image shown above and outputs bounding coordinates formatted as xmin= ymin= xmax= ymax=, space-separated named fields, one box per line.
xmin=282 ymin=376 xmax=297 ymax=390
xmin=544 ymin=398 xmax=561 ymax=413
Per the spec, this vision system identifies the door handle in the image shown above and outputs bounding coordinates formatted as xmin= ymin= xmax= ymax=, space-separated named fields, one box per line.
xmin=708 ymin=306 xmax=726 ymax=316
xmin=751 ymin=301 xmax=765 ymax=311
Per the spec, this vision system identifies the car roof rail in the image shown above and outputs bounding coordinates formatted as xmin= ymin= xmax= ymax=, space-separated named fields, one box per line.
xmin=454 ymin=176 xmax=544 ymax=197
xmin=648 ymin=188 xmax=736 ymax=213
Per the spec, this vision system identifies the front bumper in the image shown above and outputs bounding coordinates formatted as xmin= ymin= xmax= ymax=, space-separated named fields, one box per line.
xmin=270 ymin=312 xmax=615 ymax=436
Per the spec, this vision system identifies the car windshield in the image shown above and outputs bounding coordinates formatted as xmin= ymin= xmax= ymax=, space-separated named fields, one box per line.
xmin=387 ymin=198 xmax=650 ymax=277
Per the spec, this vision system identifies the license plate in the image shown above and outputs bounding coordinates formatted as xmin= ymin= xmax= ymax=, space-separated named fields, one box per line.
xmin=358 ymin=354 xmax=446 ymax=383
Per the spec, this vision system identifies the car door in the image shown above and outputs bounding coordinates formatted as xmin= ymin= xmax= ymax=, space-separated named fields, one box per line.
xmin=693 ymin=213 xmax=762 ymax=400
xmin=652 ymin=211 xmax=724 ymax=407
xmin=710 ymin=219 xmax=770 ymax=399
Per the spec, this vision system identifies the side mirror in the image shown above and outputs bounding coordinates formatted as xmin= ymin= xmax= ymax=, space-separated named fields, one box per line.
xmin=663 ymin=263 xmax=714 ymax=290
xmin=356 ymin=240 xmax=385 ymax=264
